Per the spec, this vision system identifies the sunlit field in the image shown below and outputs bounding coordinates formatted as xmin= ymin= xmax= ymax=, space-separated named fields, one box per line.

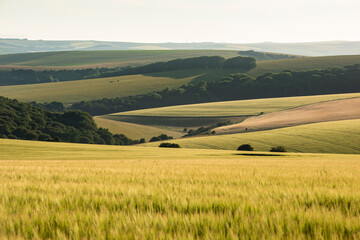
xmin=0 ymin=139 xmax=359 ymax=239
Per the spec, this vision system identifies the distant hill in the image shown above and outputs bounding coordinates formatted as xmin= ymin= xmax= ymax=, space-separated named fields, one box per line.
xmin=1 ymin=38 xmax=360 ymax=56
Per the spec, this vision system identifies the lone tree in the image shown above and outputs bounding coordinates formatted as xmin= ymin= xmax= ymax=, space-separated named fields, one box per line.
xmin=270 ymin=146 xmax=286 ymax=152
xmin=237 ymin=144 xmax=254 ymax=151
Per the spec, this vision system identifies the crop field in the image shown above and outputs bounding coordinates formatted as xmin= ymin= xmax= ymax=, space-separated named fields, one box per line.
xmin=0 ymin=50 xmax=240 ymax=67
xmin=144 ymin=119 xmax=360 ymax=154
xmin=0 ymin=69 xmax=241 ymax=104
xmin=247 ymin=54 xmax=360 ymax=76
xmin=0 ymin=139 xmax=359 ymax=239
xmin=111 ymin=92 xmax=360 ymax=117
xmin=94 ymin=117 xmax=183 ymax=141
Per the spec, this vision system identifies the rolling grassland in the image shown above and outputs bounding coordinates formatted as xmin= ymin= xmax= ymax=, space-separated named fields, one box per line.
xmin=112 ymin=92 xmax=360 ymax=117
xmin=144 ymin=119 xmax=360 ymax=154
xmin=247 ymin=54 xmax=360 ymax=76
xmin=0 ymin=139 xmax=359 ymax=239
xmin=0 ymin=69 xmax=240 ymax=104
xmin=0 ymin=50 xmax=240 ymax=68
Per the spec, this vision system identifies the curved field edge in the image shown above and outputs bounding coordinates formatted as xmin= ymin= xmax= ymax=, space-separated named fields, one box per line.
xmin=0 ymin=139 xmax=359 ymax=239
xmin=111 ymin=92 xmax=360 ymax=117
xmin=94 ymin=117 xmax=183 ymax=141
xmin=215 ymin=97 xmax=360 ymax=134
xmin=142 ymin=119 xmax=360 ymax=154
xmin=0 ymin=69 xmax=242 ymax=104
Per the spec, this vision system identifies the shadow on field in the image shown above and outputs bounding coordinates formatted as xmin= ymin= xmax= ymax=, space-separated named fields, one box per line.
xmin=234 ymin=153 xmax=285 ymax=157
xmin=144 ymin=68 xmax=247 ymax=83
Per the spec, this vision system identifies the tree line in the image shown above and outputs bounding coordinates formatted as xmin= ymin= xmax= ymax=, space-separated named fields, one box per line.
xmin=0 ymin=56 xmax=256 ymax=86
xmin=96 ymin=56 xmax=257 ymax=78
xmin=70 ymin=64 xmax=360 ymax=115
xmin=0 ymin=96 xmax=141 ymax=145
xmin=0 ymin=68 xmax=118 ymax=86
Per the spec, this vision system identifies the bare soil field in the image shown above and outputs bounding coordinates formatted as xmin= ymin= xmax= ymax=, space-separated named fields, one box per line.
xmin=215 ymin=97 xmax=360 ymax=134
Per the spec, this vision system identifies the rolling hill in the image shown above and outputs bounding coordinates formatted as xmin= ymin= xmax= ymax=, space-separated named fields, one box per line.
xmin=94 ymin=93 xmax=360 ymax=138
xmin=143 ymin=119 xmax=360 ymax=154
xmin=0 ymin=50 xmax=241 ymax=68
xmin=0 ymin=69 xmax=244 ymax=104
xmin=1 ymin=38 xmax=360 ymax=56
xmin=1 ymin=54 xmax=360 ymax=104
xmin=215 ymin=97 xmax=360 ymax=134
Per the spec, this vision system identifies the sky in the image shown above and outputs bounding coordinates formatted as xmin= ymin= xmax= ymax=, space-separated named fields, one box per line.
xmin=0 ymin=0 xmax=359 ymax=43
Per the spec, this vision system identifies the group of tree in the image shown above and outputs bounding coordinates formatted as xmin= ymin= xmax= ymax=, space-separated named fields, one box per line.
xmin=237 ymin=144 xmax=286 ymax=152
xmin=71 ymin=64 xmax=360 ymax=116
xmin=0 ymin=68 xmax=119 ymax=86
xmin=0 ymin=96 xmax=141 ymax=145
xmin=0 ymin=56 xmax=256 ymax=86
xmin=238 ymin=50 xmax=298 ymax=61
xmin=149 ymin=134 xmax=173 ymax=142
xmin=97 ymin=56 xmax=257 ymax=78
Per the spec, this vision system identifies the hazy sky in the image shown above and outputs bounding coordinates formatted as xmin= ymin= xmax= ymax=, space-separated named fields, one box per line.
xmin=1 ymin=0 xmax=359 ymax=43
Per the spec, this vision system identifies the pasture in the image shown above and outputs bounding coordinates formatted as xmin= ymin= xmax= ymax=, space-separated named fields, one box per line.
xmin=0 ymin=50 xmax=240 ymax=68
xmin=0 ymin=139 xmax=359 ymax=239
xmin=0 ymin=69 xmax=240 ymax=104
xmin=144 ymin=119 xmax=360 ymax=154
xmin=112 ymin=92 xmax=360 ymax=117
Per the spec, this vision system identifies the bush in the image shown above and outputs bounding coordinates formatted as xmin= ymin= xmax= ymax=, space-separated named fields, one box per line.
xmin=270 ymin=146 xmax=286 ymax=152
xmin=237 ymin=144 xmax=254 ymax=151
xmin=159 ymin=143 xmax=181 ymax=148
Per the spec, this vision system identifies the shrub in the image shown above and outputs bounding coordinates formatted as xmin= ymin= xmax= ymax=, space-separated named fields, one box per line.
xmin=159 ymin=143 xmax=181 ymax=148
xmin=237 ymin=144 xmax=254 ymax=151
xmin=270 ymin=146 xmax=286 ymax=152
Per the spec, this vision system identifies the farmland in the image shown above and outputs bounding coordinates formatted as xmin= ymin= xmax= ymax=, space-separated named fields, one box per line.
xmin=0 ymin=50 xmax=241 ymax=68
xmin=111 ymin=92 xmax=360 ymax=117
xmin=0 ymin=69 xmax=242 ymax=104
xmin=144 ymin=119 xmax=360 ymax=154
xmin=0 ymin=139 xmax=359 ymax=239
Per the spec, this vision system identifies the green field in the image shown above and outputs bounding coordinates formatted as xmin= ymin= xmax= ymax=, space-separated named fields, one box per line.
xmin=111 ymin=92 xmax=360 ymax=117
xmin=144 ymin=119 xmax=360 ymax=154
xmin=248 ymin=54 xmax=360 ymax=76
xmin=0 ymin=139 xmax=359 ymax=239
xmin=0 ymin=50 xmax=240 ymax=67
xmin=0 ymin=69 xmax=241 ymax=104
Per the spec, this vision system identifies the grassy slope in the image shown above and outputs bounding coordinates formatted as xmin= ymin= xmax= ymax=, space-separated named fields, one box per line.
xmin=111 ymin=92 xmax=360 ymax=117
xmin=0 ymin=139 xmax=359 ymax=239
xmin=0 ymin=69 xmax=241 ymax=104
xmin=0 ymin=50 xmax=240 ymax=67
xmin=248 ymin=54 xmax=360 ymax=76
xmin=144 ymin=119 xmax=360 ymax=154
xmin=94 ymin=116 xmax=183 ymax=141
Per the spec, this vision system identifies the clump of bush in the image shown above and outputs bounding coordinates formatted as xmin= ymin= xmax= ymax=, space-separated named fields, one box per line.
xmin=270 ymin=146 xmax=286 ymax=152
xmin=149 ymin=134 xmax=173 ymax=142
xmin=237 ymin=144 xmax=254 ymax=151
xmin=159 ymin=143 xmax=181 ymax=148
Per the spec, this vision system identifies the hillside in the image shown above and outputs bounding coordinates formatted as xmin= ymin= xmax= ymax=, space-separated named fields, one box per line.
xmin=143 ymin=119 xmax=360 ymax=154
xmin=0 ymin=69 xmax=243 ymax=104
xmin=97 ymin=93 xmax=360 ymax=136
xmin=94 ymin=116 xmax=183 ymax=141
xmin=1 ymin=38 xmax=360 ymax=56
xmin=0 ymin=50 xmax=241 ymax=68
xmin=215 ymin=97 xmax=360 ymax=134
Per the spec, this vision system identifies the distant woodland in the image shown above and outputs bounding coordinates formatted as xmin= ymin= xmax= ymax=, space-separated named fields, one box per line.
xmin=0 ymin=97 xmax=140 ymax=145
xmin=70 ymin=64 xmax=360 ymax=115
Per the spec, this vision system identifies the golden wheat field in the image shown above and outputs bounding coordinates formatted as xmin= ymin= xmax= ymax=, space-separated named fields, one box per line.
xmin=0 ymin=139 xmax=359 ymax=239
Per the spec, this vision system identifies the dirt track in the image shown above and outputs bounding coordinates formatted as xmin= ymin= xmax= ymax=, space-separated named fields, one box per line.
xmin=215 ymin=97 xmax=360 ymax=134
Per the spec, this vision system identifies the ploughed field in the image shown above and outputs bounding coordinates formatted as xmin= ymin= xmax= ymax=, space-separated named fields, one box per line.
xmin=0 ymin=139 xmax=359 ymax=239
